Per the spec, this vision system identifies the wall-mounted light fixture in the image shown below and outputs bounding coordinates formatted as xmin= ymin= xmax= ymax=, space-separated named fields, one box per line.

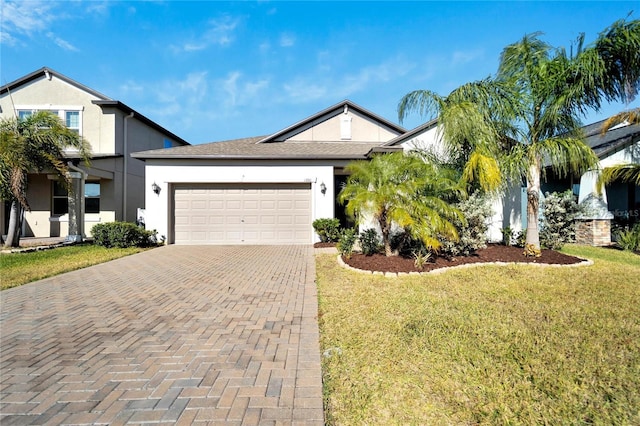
xmin=320 ymin=182 xmax=327 ymax=195
xmin=152 ymin=182 xmax=161 ymax=195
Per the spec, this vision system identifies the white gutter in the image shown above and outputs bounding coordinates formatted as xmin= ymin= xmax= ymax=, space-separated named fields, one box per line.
xmin=123 ymin=112 xmax=134 ymax=221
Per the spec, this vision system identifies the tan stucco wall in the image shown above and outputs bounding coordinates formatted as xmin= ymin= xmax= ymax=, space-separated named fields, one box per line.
xmin=0 ymin=74 xmax=116 ymax=155
xmin=287 ymin=110 xmax=399 ymax=142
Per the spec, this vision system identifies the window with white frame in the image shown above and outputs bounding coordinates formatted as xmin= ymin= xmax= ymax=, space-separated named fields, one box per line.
xmin=16 ymin=106 xmax=83 ymax=136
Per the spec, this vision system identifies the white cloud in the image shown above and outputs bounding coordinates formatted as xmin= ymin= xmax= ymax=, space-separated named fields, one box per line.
xmin=46 ymin=32 xmax=78 ymax=52
xmin=173 ymin=14 xmax=241 ymax=53
xmin=279 ymin=33 xmax=296 ymax=47
xmin=451 ymin=49 xmax=484 ymax=66
xmin=0 ymin=0 xmax=91 ymax=51
xmin=282 ymin=56 xmax=415 ymax=104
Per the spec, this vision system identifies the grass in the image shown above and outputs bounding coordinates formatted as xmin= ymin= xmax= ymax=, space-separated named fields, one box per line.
xmin=317 ymin=244 xmax=640 ymax=425
xmin=1 ymin=244 xmax=146 ymax=290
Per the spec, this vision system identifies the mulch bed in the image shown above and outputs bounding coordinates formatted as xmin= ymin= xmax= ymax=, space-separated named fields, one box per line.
xmin=339 ymin=244 xmax=586 ymax=274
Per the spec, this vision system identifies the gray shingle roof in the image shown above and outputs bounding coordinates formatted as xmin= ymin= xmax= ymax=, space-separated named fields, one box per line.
xmin=131 ymin=136 xmax=384 ymax=160
xmin=581 ymin=119 xmax=640 ymax=158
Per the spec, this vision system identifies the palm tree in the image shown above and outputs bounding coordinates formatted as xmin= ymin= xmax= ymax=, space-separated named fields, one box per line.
xmin=399 ymin=17 xmax=640 ymax=253
xmin=338 ymin=152 xmax=463 ymax=256
xmin=398 ymin=79 xmax=511 ymax=194
xmin=0 ymin=111 xmax=91 ymax=248
xmin=597 ymin=108 xmax=640 ymax=188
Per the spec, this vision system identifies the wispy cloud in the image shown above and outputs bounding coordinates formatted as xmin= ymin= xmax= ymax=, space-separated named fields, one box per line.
xmin=279 ymin=33 xmax=296 ymax=47
xmin=0 ymin=0 xmax=93 ymax=50
xmin=451 ymin=49 xmax=484 ymax=66
xmin=283 ymin=56 xmax=414 ymax=104
xmin=47 ymin=32 xmax=78 ymax=52
xmin=172 ymin=14 xmax=241 ymax=53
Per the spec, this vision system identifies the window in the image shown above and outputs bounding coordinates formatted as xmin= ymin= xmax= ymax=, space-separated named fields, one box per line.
xmin=85 ymin=181 xmax=100 ymax=213
xmin=15 ymin=106 xmax=82 ymax=135
xmin=52 ymin=180 xmax=101 ymax=215
xmin=65 ymin=111 xmax=80 ymax=134
xmin=18 ymin=110 xmax=33 ymax=120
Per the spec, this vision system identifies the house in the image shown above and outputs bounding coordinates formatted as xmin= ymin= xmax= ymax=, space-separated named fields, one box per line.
xmin=132 ymin=100 xmax=527 ymax=245
xmin=133 ymin=98 xmax=639 ymax=247
xmin=0 ymin=67 xmax=189 ymax=240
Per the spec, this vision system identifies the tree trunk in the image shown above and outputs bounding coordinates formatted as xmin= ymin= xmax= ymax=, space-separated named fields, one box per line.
xmin=525 ymin=160 xmax=541 ymax=251
xmin=5 ymin=200 xmax=23 ymax=248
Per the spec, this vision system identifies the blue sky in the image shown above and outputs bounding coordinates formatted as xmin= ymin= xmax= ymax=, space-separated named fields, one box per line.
xmin=2 ymin=1 xmax=638 ymax=144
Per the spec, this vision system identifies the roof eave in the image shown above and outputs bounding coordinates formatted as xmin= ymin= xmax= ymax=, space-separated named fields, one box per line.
xmin=93 ymin=100 xmax=190 ymax=146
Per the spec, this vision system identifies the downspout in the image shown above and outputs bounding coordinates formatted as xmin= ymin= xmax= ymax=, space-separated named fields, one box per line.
xmin=123 ymin=112 xmax=134 ymax=221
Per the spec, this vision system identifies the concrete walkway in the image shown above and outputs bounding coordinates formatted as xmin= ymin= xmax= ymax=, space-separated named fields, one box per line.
xmin=0 ymin=245 xmax=324 ymax=425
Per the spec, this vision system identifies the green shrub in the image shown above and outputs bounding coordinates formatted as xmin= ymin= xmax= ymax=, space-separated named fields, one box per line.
xmin=615 ymin=224 xmax=640 ymax=252
xmin=501 ymin=227 xmax=514 ymax=246
xmin=337 ymin=228 xmax=357 ymax=259
xmin=92 ymin=222 xmax=157 ymax=248
xmin=359 ymin=228 xmax=381 ymax=256
xmin=439 ymin=192 xmax=492 ymax=257
xmin=312 ymin=218 xmax=342 ymax=243
xmin=539 ymin=190 xmax=583 ymax=250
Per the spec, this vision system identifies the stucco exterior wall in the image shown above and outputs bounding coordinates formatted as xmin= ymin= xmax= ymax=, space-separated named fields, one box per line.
xmin=143 ymin=160 xmax=336 ymax=243
xmin=286 ymin=110 xmax=400 ymax=142
xmin=0 ymin=74 xmax=116 ymax=155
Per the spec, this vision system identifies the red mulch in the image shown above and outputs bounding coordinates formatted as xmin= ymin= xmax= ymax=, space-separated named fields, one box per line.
xmin=341 ymin=244 xmax=586 ymax=273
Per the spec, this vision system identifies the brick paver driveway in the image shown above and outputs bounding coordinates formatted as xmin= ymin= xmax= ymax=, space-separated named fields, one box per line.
xmin=0 ymin=245 xmax=324 ymax=425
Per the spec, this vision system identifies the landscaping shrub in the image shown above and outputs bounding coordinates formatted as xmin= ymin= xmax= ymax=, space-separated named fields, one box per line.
xmin=312 ymin=218 xmax=342 ymax=243
xmin=337 ymin=228 xmax=357 ymax=259
xmin=92 ymin=221 xmax=157 ymax=248
xmin=615 ymin=223 xmax=640 ymax=252
xmin=439 ymin=192 xmax=492 ymax=257
xmin=359 ymin=228 xmax=381 ymax=256
xmin=539 ymin=190 xmax=583 ymax=250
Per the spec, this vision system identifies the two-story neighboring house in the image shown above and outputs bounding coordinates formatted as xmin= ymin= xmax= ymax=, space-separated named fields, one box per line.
xmin=0 ymin=67 xmax=189 ymax=240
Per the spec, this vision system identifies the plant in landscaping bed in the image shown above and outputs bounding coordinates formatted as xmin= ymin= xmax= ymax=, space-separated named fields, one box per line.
xmin=615 ymin=223 xmax=640 ymax=252
xmin=337 ymin=228 xmax=357 ymax=259
xmin=539 ymin=190 xmax=583 ymax=250
xmin=313 ymin=218 xmax=342 ymax=243
xmin=359 ymin=228 xmax=381 ymax=256
xmin=439 ymin=192 xmax=492 ymax=257
xmin=92 ymin=222 xmax=158 ymax=248
xmin=339 ymin=152 xmax=463 ymax=256
xmin=501 ymin=227 xmax=514 ymax=246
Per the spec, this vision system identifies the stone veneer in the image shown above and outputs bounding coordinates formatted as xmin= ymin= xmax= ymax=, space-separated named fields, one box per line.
xmin=575 ymin=219 xmax=612 ymax=246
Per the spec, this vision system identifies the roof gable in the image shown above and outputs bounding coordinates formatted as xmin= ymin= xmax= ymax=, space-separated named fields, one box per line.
xmin=0 ymin=67 xmax=111 ymax=100
xmin=258 ymin=100 xmax=406 ymax=144
xmin=582 ymin=119 xmax=640 ymax=159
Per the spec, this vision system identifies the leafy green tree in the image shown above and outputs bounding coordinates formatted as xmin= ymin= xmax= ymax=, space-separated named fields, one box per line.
xmin=0 ymin=111 xmax=91 ymax=248
xmin=400 ymin=17 xmax=640 ymax=252
xmin=338 ymin=152 xmax=463 ymax=256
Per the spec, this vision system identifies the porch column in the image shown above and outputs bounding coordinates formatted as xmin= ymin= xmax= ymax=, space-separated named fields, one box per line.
xmin=66 ymin=171 xmax=85 ymax=242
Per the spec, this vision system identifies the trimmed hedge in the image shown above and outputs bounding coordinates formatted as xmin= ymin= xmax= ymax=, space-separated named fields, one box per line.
xmin=91 ymin=222 xmax=157 ymax=248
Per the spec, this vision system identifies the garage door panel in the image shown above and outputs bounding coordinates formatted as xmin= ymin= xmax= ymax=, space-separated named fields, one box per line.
xmin=174 ymin=183 xmax=311 ymax=245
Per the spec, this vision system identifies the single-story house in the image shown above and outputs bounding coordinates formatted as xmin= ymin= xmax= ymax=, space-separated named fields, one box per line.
xmin=0 ymin=67 xmax=189 ymax=240
xmin=133 ymin=99 xmax=639 ymax=246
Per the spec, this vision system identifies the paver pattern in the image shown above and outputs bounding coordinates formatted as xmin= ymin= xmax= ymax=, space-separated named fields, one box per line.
xmin=0 ymin=245 xmax=324 ymax=425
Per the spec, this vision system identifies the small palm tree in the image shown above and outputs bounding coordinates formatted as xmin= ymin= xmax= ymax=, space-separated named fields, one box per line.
xmin=338 ymin=152 xmax=463 ymax=256
xmin=0 ymin=111 xmax=91 ymax=248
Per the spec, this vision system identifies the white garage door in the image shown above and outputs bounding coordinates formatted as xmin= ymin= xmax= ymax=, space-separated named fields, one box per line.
xmin=173 ymin=183 xmax=312 ymax=245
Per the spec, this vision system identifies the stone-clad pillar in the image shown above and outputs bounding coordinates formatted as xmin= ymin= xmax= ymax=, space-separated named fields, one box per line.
xmin=66 ymin=171 xmax=85 ymax=242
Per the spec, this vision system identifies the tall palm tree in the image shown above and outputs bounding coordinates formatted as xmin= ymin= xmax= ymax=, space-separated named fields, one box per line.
xmin=0 ymin=111 xmax=91 ymax=248
xmin=338 ymin=152 xmax=463 ymax=256
xmin=399 ymin=17 xmax=640 ymax=253
xmin=398 ymin=79 xmax=512 ymax=194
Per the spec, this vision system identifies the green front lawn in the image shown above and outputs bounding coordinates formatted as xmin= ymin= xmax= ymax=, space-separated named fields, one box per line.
xmin=317 ymin=245 xmax=640 ymax=425
xmin=1 ymin=244 xmax=146 ymax=290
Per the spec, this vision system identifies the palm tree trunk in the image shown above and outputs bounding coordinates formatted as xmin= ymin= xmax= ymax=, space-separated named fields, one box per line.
xmin=5 ymin=200 xmax=23 ymax=248
xmin=525 ymin=160 xmax=541 ymax=250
